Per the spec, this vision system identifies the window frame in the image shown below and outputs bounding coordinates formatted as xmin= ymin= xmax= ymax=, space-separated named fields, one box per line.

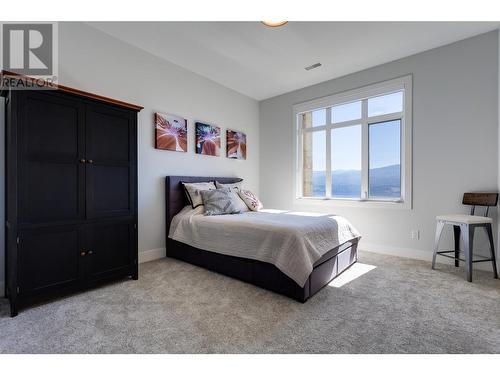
xmin=293 ymin=75 xmax=412 ymax=209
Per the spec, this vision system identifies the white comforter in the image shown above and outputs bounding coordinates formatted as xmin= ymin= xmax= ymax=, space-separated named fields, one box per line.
xmin=168 ymin=207 xmax=361 ymax=287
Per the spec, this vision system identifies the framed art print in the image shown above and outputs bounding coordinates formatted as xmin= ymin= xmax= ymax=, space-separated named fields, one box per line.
xmin=226 ymin=129 xmax=247 ymax=160
xmin=195 ymin=122 xmax=221 ymax=156
xmin=155 ymin=112 xmax=188 ymax=152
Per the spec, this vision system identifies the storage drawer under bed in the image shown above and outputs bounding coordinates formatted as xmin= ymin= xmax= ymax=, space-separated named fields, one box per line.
xmin=309 ymin=244 xmax=358 ymax=296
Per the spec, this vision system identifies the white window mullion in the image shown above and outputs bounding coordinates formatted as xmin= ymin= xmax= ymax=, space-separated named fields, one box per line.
xmin=365 ymin=112 xmax=402 ymax=125
xmin=329 ymin=118 xmax=363 ymax=129
xmin=325 ymin=108 xmax=332 ymax=198
xmin=296 ymin=115 xmax=303 ymax=198
xmin=361 ymin=99 xmax=369 ymax=200
xmin=301 ymin=124 xmax=328 ymax=133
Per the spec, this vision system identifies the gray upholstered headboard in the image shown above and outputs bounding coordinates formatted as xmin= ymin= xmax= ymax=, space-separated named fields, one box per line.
xmin=165 ymin=176 xmax=243 ymax=235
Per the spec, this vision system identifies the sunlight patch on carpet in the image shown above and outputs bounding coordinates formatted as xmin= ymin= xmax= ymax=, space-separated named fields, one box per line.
xmin=328 ymin=263 xmax=377 ymax=288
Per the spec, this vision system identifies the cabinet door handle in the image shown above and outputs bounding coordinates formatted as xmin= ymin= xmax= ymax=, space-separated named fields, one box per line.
xmin=79 ymin=159 xmax=86 ymax=163
xmin=80 ymin=251 xmax=86 ymax=256
xmin=87 ymin=159 xmax=94 ymax=164
xmin=87 ymin=250 xmax=93 ymax=255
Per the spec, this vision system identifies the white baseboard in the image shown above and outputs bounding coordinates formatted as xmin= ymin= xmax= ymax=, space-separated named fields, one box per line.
xmin=138 ymin=247 xmax=166 ymax=264
xmin=359 ymin=242 xmax=432 ymax=262
xmin=359 ymin=242 xmax=495 ymax=272
xmin=0 ymin=282 xmax=4 ymax=298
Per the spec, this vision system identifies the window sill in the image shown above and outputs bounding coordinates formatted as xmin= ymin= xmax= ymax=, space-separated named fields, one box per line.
xmin=294 ymin=197 xmax=412 ymax=210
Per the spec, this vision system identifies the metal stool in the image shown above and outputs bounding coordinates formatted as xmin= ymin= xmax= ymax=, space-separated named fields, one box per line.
xmin=432 ymin=192 xmax=499 ymax=281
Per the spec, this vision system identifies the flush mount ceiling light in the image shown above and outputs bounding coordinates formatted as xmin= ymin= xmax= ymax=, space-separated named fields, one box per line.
xmin=261 ymin=21 xmax=288 ymax=27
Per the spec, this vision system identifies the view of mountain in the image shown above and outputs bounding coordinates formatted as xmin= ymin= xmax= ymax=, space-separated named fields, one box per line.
xmin=311 ymin=164 xmax=400 ymax=198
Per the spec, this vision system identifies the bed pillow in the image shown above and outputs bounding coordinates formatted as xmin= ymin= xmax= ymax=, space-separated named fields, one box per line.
xmin=215 ymin=180 xmax=243 ymax=192
xmin=200 ymin=188 xmax=244 ymax=216
xmin=182 ymin=181 xmax=216 ymax=209
xmin=238 ymin=190 xmax=263 ymax=211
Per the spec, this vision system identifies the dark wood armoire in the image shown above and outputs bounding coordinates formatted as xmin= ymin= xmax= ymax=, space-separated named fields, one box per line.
xmin=1 ymin=71 xmax=143 ymax=316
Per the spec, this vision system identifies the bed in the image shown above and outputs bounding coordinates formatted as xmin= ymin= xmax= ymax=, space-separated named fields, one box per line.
xmin=165 ymin=176 xmax=361 ymax=302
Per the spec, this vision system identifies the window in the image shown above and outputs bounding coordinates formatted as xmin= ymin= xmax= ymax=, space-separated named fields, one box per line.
xmin=294 ymin=75 xmax=412 ymax=208
xmin=368 ymin=120 xmax=401 ymax=199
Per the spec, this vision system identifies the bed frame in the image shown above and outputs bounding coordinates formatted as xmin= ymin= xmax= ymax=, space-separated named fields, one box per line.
xmin=165 ymin=176 xmax=359 ymax=302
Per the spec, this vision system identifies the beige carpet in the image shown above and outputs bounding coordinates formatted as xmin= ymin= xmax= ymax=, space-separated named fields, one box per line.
xmin=0 ymin=251 xmax=499 ymax=353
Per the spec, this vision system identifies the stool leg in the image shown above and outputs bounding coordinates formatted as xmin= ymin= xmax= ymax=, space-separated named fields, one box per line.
xmin=462 ymin=224 xmax=474 ymax=282
xmin=432 ymin=221 xmax=445 ymax=270
xmin=485 ymin=224 xmax=498 ymax=279
xmin=453 ymin=225 xmax=461 ymax=267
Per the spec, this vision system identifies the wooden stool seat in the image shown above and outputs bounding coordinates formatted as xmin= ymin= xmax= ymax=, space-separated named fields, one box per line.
xmin=432 ymin=192 xmax=498 ymax=282
xmin=436 ymin=214 xmax=492 ymax=225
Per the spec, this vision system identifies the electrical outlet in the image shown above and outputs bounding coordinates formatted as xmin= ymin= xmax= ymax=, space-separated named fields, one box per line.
xmin=411 ymin=229 xmax=420 ymax=240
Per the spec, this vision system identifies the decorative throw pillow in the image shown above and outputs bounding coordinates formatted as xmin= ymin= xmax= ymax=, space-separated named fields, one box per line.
xmin=182 ymin=181 xmax=216 ymax=209
xmin=201 ymin=188 xmax=243 ymax=216
xmin=238 ymin=190 xmax=263 ymax=211
xmin=230 ymin=192 xmax=249 ymax=213
xmin=215 ymin=180 xmax=243 ymax=192
xmin=215 ymin=180 xmax=249 ymax=212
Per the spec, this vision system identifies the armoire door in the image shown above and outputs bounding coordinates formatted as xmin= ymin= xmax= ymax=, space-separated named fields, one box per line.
xmin=18 ymin=225 xmax=84 ymax=296
xmin=18 ymin=91 xmax=86 ymax=224
xmin=85 ymin=103 xmax=136 ymax=219
xmin=84 ymin=220 xmax=135 ymax=282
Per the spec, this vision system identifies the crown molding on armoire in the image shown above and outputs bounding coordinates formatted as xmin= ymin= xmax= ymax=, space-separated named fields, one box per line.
xmin=0 ymin=70 xmax=144 ymax=112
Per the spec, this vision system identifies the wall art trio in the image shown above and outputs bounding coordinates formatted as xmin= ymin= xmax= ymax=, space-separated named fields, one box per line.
xmin=155 ymin=112 xmax=246 ymax=160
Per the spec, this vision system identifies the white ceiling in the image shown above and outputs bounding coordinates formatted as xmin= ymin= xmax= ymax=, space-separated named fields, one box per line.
xmin=88 ymin=22 xmax=499 ymax=100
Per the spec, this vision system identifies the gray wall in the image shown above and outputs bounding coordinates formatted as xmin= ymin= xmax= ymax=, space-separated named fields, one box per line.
xmin=259 ymin=31 xmax=499 ymax=265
